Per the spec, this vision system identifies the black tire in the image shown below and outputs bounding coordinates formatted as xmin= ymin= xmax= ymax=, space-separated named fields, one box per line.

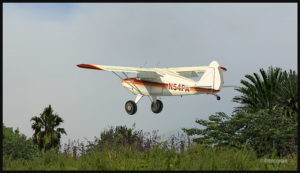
xmin=151 ymin=99 xmax=163 ymax=114
xmin=217 ymin=96 xmax=221 ymax=101
xmin=125 ymin=100 xmax=137 ymax=115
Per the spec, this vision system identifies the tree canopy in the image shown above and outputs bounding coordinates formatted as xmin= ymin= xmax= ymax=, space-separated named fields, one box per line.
xmin=3 ymin=124 xmax=39 ymax=160
xmin=182 ymin=110 xmax=297 ymax=157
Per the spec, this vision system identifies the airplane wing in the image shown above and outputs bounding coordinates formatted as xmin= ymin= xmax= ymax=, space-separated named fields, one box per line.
xmin=77 ymin=64 xmax=162 ymax=79
xmin=166 ymin=66 xmax=227 ymax=78
xmin=167 ymin=66 xmax=209 ymax=73
xmin=77 ymin=64 xmax=154 ymax=73
xmin=77 ymin=64 xmax=227 ymax=79
xmin=166 ymin=66 xmax=209 ymax=78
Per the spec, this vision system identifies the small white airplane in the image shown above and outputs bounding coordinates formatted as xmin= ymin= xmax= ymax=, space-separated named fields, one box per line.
xmin=77 ymin=60 xmax=227 ymax=115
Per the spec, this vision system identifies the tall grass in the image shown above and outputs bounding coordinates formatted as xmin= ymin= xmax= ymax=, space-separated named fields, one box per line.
xmin=3 ymin=141 xmax=297 ymax=170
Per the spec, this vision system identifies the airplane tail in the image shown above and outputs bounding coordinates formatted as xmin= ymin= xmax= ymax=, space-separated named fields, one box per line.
xmin=196 ymin=61 xmax=226 ymax=91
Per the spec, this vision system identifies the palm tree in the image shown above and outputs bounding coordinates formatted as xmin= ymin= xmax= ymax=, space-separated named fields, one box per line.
xmin=232 ymin=67 xmax=298 ymax=156
xmin=31 ymin=105 xmax=67 ymax=151
xmin=233 ymin=67 xmax=284 ymax=113
xmin=276 ymin=70 xmax=298 ymax=117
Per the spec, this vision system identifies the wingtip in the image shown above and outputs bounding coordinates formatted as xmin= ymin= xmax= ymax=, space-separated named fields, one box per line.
xmin=77 ymin=64 xmax=103 ymax=70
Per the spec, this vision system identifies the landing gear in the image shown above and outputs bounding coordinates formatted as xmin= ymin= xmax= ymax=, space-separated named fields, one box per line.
xmin=125 ymin=95 xmax=164 ymax=115
xmin=125 ymin=100 xmax=137 ymax=115
xmin=125 ymin=94 xmax=143 ymax=115
xmin=151 ymin=100 xmax=163 ymax=114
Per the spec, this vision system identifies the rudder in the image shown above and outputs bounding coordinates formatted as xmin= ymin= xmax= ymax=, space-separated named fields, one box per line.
xmin=196 ymin=61 xmax=224 ymax=91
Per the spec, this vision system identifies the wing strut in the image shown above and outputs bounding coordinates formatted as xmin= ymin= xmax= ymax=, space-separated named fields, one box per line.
xmin=111 ymin=71 xmax=153 ymax=102
xmin=112 ymin=71 xmax=141 ymax=94
xmin=121 ymin=72 xmax=144 ymax=95
xmin=122 ymin=72 xmax=153 ymax=102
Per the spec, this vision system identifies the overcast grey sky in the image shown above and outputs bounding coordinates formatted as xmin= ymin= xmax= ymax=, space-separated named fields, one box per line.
xmin=3 ymin=3 xmax=297 ymax=145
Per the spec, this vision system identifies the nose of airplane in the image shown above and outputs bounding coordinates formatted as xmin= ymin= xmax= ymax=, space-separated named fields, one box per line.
xmin=121 ymin=80 xmax=128 ymax=87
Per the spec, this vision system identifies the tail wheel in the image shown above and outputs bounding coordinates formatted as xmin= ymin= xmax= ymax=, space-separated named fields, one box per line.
xmin=125 ymin=100 xmax=137 ymax=115
xmin=151 ymin=99 xmax=163 ymax=114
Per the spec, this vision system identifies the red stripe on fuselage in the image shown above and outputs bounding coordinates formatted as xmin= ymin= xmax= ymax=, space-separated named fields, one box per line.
xmin=122 ymin=78 xmax=219 ymax=93
xmin=123 ymin=78 xmax=168 ymax=88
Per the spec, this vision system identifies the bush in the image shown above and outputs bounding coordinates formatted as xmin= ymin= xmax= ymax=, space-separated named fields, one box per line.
xmin=3 ymin=124 xmax=40 ymax=160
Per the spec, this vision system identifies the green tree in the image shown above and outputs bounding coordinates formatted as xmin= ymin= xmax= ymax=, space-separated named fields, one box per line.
xmin=30 ymin=105 xmax=67 ymax=151
xmin=182 ymin=112 xmax=234 ymax=147
xmin=233 ymin=67 xmax=284 ymax=113
xmin=182 ymin=110 xmax=297 ymax=157
xmin=233 ymin=67 xmax=298 ymax=116
xmin=85 ymin=125 xmax=140 ymax=153
xmin=3 ymin=124 xmax=39 ymax=160
xmin=100 ymin=125 xmax=138 ymax=145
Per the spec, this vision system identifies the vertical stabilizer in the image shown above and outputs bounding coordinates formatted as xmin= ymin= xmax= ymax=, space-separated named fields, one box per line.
xmin=196 ymin=61 xmax=224 ymax=91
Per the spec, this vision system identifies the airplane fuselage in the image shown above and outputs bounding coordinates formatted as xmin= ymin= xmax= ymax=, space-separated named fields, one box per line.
xmin=122 ymin=74 xmax=219 ymax=96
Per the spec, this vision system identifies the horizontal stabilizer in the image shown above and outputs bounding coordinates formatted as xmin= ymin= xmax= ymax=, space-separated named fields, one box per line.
xmin=223 ymin=85 xmax=238 ymax=89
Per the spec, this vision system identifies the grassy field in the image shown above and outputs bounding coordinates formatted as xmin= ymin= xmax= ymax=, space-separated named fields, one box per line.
xmin=3 ymin=142 xmax=297 ymax=170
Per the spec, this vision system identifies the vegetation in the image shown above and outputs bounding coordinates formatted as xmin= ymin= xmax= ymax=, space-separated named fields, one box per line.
xmin=85 ymin=124 xmax=160 ymax=153
xmin=183 ymin=67 xmax=298 ymax=158
xmin=3 ymin=124 xmax=40 ymax=160
xmin=30 ymin=105 xmax=67 ymax=151
xmin=232 ymin=67 xmax=298 ymax=116
xmin=3 ymin=125 xmax=297 ymax=170
xmin=182 ymin=110 xmax=297 ymax=157
xmin=276 ymin=70 xmax=298 ymax=117
xmin=233 ymin=67 xmax=284 ymax=113
xmin=86 ymin=125 xmax=140 ymax=152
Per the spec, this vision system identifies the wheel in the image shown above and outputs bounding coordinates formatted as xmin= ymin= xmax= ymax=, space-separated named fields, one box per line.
xmin=217 ymin=96 xmax=221 ymax=101
xmin=125 ymin=100 xmax=137 ymax=115
xmin=151 ymin=99 xmax=163 ymax=114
